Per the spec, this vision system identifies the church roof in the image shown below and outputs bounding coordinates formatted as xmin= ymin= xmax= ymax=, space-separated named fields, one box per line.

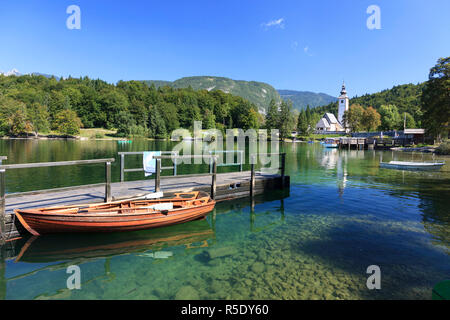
xmin=315 ymin=118 xmax=330 ymax=129
xmin=325 ymin=113 xmax=339 ymax=124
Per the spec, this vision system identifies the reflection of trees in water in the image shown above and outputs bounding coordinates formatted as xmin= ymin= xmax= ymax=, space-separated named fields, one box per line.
xmin=418 ymin=189 xmax=450 ymax=253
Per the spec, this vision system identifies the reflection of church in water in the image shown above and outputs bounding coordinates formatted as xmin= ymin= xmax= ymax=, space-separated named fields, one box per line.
xmin=320 ymin=148 xmax=366 ymax=197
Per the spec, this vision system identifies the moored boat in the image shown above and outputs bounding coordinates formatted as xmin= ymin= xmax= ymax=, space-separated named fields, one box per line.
xmin=322 ymin=138 xmax=339 ymax=148
xmin=14 ymin=191 xmax=215 ymax=236
xmin=379 ymin=161 xmax=445 ymax=171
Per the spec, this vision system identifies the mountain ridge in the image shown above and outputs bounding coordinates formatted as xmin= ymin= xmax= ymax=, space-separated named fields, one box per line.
xmin=143 ymin=76 xmax=282 ymax=113
xmin=278 ymin=89 xmax=337 ymax=111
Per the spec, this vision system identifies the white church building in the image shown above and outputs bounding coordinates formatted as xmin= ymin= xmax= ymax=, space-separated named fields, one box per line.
xmin=315 ymin=83 xmax=349 ymax=133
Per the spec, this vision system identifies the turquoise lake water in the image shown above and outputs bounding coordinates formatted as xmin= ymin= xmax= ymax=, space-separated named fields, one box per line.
xmin=0 ymin=140 xmax=449 ymax=299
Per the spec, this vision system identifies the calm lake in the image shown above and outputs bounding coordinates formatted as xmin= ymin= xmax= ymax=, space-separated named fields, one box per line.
xmin=0 ymin=139 xmax=449 ymax=300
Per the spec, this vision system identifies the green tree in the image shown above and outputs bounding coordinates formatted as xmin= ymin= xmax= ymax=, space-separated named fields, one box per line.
xmin=402 ymin=112 xmax=416 ymax=129
xmin=203 ymin=108 xmax=216 ymax=129
xmin=8 ymin=106 xmax=32 ymax=135
xmin=278 ymin=100 xmax=296 ymax=139
xmin=116 ymin=111 xmax=137 ymax=137
xmin=265 ymin=99 xmax=279 ymax=130
xmin=297 ymin=110 xmax=309 ymax=135
xmin=361 ymin=106 xmax=381 ymax=131
xmin=344 ymin=104 xmax=365 ymax=132
xmin=53 ymin=110 xmax=83 ymax=135
xmin=28 ymin=103 xmax=50 ymax=135
xmin=148 ymin=105 xmax=167 ymax=138
xmin=421 ymin=57 xmax=450 ymax=140
xmin=379 ymin=104 xmax=402 ymax=131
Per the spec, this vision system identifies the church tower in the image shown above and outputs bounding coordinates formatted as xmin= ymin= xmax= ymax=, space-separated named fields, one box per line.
xmin=338 ymin=82 xmax=349 ymax=129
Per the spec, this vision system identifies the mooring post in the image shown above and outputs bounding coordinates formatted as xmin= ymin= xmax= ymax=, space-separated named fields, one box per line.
xmin=173 ymin=156 xmax=177 ymax=176
xmin=239 ymin=151 xmax=243 ymax=172
xmin=0 ymin=168 xmax=6 ymax=245
xmin=211 ymin=157 xmax=217 ymax=199
xmin=281 ymin=153 xmax=286 ymax=189
xmin=120 ymin=154 xmax=125 ymax=182
xmin=105 ymin=161 xmax=112 ymax=202
xmin=155 ymin=159 xmax=161 ymax=193
xmin=250 ymin=154 xmax=256 ymax=198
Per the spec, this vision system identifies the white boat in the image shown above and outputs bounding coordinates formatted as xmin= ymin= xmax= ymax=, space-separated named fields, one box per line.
xmin=379 ymin=161 xmax=445 ymax=171
xmin=323 ymin=138 xmax=339 ymax=148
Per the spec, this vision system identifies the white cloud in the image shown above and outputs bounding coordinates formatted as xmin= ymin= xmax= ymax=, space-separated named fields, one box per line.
xmin=304 ymin=46 xmax=313 ymax=56
xmin=261 ymin=18 xmax=285 ymax=30
xmin=291 ymin=41 xmax=298 ymax=51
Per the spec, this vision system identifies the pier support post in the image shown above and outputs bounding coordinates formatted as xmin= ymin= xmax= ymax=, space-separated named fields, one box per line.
xmin=239 ymin=151 xmax=243 ymax=172
xmin=155 ymin=159 xmax=161 ymax=193
xmin=281 ymin=153 xmax=286 ymax=189
xmin=0 ymin=157 xmax=4 ymax=245
xmin=211 ymin=157 xmax=217 ymax=199
xmin=0 ymin=169 xmax=6 ymax=245
xmin=250 ymin=155 xmax=256 ymax=198
xmin=120 ymin=154 xmax=125 ymax=182
xmin=105 ymin=162 xmax=112 ymax=203
xmin=173 ymin=157 xmax=177 ymax=176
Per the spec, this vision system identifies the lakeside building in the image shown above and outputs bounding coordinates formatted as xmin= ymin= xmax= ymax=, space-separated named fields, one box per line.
xmin=315 ymin=83 xmax=349 ymax=133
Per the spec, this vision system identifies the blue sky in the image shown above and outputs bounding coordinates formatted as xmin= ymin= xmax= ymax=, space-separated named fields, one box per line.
xmin=0 ymin=0 xmax=448 ymax=97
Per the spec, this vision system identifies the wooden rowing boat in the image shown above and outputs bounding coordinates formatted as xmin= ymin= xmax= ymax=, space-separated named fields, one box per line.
xmin=379 ymin=161 xmax=445 ymax=171
xmin=14 ymin=191 xmax=216 ymax=236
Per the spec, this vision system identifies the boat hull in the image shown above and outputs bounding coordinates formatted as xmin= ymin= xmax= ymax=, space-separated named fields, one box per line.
xmin=380 ymin=162 xmax=444 ymax=171
xmin=14 ymin=192 xmax=216 ymax=235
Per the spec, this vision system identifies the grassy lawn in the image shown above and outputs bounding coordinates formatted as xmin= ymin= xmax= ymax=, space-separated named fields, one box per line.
xmin=78 ymin=128 xmax=118 ymax=139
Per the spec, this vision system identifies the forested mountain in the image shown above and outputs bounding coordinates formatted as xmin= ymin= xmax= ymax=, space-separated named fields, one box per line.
xmin=143 ymin=76 xmax=282 ymax=113
xmin=278 ymin=90 xmax=337 ymax=111
xmin=314 ymin=83 xmax=425 ymax=126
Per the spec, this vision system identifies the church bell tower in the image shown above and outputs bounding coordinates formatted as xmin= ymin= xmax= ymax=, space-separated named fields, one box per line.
xmin=338 ymin=82 xmax=349 ymax=130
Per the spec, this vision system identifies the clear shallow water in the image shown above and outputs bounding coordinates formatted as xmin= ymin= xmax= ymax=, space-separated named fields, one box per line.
xmin=1 ymin=140 xmax=449 ymax=300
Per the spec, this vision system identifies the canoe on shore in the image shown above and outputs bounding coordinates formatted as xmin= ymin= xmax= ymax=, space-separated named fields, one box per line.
xmin=14 ymin=191 xmax=216 ymax=235
xmin=379 ymin=161 xmax=445 ymax=171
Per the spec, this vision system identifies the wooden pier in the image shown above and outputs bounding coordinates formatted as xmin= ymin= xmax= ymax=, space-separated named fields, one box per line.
xmin=0 ymin=154 xmax=289 ymax=241
xmin=338 ymin=137 xmax=414 ymax=150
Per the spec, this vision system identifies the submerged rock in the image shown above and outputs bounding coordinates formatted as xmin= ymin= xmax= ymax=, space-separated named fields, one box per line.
xmin=206 ymin=246 xmax=238 ymax=260
xmin=251 ymin=262 xmax=266 ymax=274
xmin=175 ymin=286 xmax=200 ymax=300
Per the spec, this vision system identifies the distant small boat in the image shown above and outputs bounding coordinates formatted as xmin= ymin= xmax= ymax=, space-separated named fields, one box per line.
xmin=117 ymin=140 xmax=132 ymax=144
xmin=380 ymin=161 xmax=445 ymax=171
xmin=308 ymin=141 xmax=314 ymax=144
xmin=322 ymin=139 xmax=338 ymax=148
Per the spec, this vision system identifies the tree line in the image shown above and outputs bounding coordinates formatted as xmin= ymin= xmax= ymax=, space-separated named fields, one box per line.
xmin=314 ymin=57 xmax=449 ymax=139
xmin=0 ymin=76 xmax=262 ymax=137
xmin=0 ymin=57 xmax=447 ymax=140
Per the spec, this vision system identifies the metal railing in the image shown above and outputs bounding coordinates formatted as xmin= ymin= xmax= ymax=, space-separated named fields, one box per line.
xmin=153 ymin=155 xmax=219 ymax=199
xmin=118 ymin=151 xmax=179 ymax=182
xmin=208 ymin=150 xmax=244 ymax=173
xmin=0 ymin=158 xmax=115 ymax=216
